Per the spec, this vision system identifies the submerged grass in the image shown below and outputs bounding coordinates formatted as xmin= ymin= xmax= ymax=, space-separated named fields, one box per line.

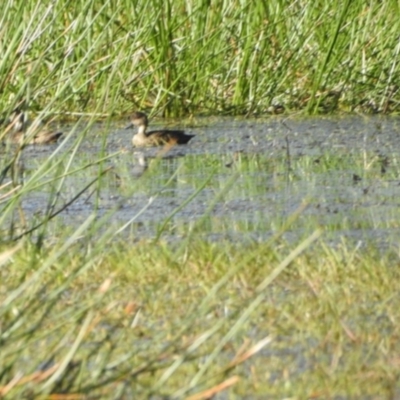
xmin=0 ymin=0 xmax=399 ymax=117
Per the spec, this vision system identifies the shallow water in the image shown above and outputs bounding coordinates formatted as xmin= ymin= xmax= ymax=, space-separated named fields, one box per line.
xmin=2 ymin=115 xmax=400 ymax=247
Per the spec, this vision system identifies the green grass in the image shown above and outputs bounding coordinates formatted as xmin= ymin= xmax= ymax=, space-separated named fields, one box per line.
xmin=2 ymin=233 xmax=400 ymax=398
xmin=0 ymin=0 xmax=400 ymax=117
xmin=1 ymin=0 xmax=400 ymax=397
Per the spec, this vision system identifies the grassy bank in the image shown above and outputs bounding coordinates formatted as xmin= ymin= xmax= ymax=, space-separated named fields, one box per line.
xmin=1 ymin=0 xmax=399 ymax=117
xmin=2 ymin=233 xmax=400 ymax=398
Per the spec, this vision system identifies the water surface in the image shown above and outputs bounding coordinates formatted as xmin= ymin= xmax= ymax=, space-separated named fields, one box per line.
xmin=2 ymin=115 xmax=400 ymax=247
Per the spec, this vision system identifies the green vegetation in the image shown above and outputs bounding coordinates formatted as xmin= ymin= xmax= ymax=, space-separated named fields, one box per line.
xmin=2 ymin=230 xmax=400 ymax=398
xmin=0 ymin=0 xmax=399 ymax=117
xmin=1 ymin=0 xmax=400 ymax=397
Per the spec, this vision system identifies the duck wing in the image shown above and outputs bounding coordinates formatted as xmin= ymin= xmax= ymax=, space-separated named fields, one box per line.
xmin=146 ymin=130 xmax=193 ymax=145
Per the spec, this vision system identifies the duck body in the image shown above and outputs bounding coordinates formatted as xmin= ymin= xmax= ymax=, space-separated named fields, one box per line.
xmin=132 ymin=128 xmax=193 ymax=147
xmin=126 ymin=112 xmax=194 ymax=147
xmin=2 ymin=110 xmax=63 ymax=145
xmin=8 ymin=130 xmax=63 ymax=145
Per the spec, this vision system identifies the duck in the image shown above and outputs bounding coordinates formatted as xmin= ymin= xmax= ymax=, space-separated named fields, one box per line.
xmin=2 ymin=109 xmax=63 ymax=145
xmin=125 ymin=111 xmax=194 ymax=147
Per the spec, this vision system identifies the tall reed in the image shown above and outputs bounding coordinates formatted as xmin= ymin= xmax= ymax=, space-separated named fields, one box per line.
xmin=0 ymin=0 xmax=398 ymax=117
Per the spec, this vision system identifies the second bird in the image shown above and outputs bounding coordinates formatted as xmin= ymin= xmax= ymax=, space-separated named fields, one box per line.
xmin=126 ymin=111 xmax=194 ymax=147
xmin=3 ymin=109 xmax=63 ymax=145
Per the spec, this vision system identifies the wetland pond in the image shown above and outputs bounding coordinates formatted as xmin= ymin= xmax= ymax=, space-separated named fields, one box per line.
xmin=3 ymin=115 xmax=400 ymax=248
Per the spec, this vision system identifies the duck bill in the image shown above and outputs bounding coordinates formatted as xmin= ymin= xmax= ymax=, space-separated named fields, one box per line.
xmin=125 ymin=123 xmax=133 ymax=129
